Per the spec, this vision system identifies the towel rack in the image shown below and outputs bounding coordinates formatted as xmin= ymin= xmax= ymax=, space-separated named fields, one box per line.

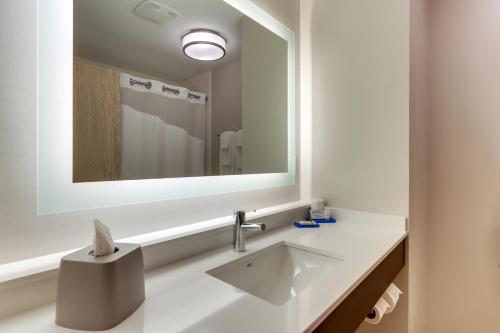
xmin=129 ymin=78 xmax=151 ymax=89
xmin=217 ymin=130 xmax=241 ymax=137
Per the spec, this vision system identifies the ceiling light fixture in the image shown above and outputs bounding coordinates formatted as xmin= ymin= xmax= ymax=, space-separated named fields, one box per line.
xmin=182 ymin=30 xmax=226 ymax=61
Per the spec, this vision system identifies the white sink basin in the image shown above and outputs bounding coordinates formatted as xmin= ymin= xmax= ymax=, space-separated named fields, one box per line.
xmin=207 ymin=242 xmax=343 ymax=306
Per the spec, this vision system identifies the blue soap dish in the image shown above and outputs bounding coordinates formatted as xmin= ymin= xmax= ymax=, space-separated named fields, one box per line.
xmin=294 ymin=221 xmax=320 ymax=228
xmin=307 ymin=218 xmax=337 ymax=223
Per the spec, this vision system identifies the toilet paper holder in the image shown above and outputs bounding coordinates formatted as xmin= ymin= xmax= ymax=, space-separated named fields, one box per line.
xmin=366 ymin=309 xmax=377 ymax=319
xmin=365 ymin=283 xmax=402 ymax=325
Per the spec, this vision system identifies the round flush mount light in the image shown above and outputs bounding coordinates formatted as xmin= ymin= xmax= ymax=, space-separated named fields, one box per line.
xmin=182 ymin=30 xmax=226 ymax=61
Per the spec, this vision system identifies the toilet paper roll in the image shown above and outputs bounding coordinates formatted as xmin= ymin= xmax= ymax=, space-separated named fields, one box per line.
xmin=383 ymin=283 xmax=403 ymax=314
xmin=364 ymin=297 xmax=390 ymax=325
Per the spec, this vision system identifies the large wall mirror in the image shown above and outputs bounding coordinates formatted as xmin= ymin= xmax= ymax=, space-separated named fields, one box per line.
xmin=38 ymin=0 xmax=295 ymax=213
xmin=73 ymin=0 xmax=288 ymax=182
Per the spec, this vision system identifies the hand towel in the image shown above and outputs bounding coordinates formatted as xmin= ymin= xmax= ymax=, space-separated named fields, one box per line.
xmin=236 ymin=129 xmax=243 ymax=147
xmin=220 ymin=131 xmax=236 ymax=174
xmin=93 ymin=219 xmax=115 ymax=257
xmin=220 ymin=131 xmax=232 ymax=149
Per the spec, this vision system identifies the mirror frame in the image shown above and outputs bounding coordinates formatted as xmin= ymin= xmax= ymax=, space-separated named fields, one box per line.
xmin=37 ymin=0 xmax=296 ymax=214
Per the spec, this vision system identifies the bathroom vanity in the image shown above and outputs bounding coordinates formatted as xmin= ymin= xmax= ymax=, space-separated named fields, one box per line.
xmin=0 ymin=207 xmax=407 ymax=332
xmin=0 ymin=0 xmax=408 ymax=331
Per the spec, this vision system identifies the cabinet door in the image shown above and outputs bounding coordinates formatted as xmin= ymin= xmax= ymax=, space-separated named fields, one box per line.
xmin=314 ymin=239 xmax=406 ymax=333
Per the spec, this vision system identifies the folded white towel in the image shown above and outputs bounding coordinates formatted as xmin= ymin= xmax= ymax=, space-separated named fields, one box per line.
xmin=220 ymin=165 xmax=233 ymax=175
xmin=220 ymin=131 xmax=233 ymax=149
xmin=221 ymin=150 xmax=231 ymax=166
xmin=93 ymin=219 xmax=115 ymax=257
xmin=235 ymin=146 xmax=242 ymax=172
xmin=236 ymin=129 xmax=243 ymax=147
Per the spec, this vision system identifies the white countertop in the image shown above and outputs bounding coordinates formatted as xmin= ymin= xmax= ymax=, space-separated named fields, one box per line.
xmin=0 ymin=209 xmax=407 ymax=333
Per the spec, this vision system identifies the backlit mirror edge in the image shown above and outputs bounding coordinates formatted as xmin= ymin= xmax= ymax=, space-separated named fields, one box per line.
xmin=37 ymin=0 xmax=296 ymax=215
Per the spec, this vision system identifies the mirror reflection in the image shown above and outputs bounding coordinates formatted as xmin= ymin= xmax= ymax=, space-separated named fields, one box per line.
xmin=73 ymin=0 xmax=288 ymax=182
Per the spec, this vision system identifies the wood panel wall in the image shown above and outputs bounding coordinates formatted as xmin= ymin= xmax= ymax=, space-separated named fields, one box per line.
xmin=73 ymin=61 xmax=121 ymax=182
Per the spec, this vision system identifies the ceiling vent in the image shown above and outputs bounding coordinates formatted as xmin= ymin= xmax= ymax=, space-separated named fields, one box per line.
xmin=133 ymin=0 xmax=180 ymax=26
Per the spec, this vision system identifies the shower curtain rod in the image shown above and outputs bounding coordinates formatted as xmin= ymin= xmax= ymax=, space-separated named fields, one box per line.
xmin=129 ymin=78 xmax=151 ymax=89
xmin=162 ymin=85 xmax=180 ymax=95
xmin=162 ymin=87 xmax=202 ymax=100
xmin=129 ymin=78 xmax=207 ymax=102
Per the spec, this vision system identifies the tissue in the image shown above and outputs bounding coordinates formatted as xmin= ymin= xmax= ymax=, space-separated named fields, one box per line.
xmin=383 ymin=283 xmax=403 ymax=314
xmin=93 ymin=219 xmax=115 ymax=257
xmin=365 ymin=297 xmax=390 ymax=325
xmin=311 ymin=198 xmax=324 ymax=211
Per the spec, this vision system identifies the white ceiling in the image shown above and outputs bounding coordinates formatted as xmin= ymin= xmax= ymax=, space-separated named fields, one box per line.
xmin=75 ymin=0 xmax=244 ymax=82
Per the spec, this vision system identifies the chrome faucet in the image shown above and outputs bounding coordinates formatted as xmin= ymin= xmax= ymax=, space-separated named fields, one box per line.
xmin=233 ymin=210 xmax=266 ymax=252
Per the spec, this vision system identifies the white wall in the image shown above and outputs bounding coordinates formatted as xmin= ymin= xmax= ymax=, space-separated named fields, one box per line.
xmin=409 ymin=0 xmax=430 ymax=331
xmin=426 ymin=1 xmax=500 ymax=331
xmin=241 ymin=16 xmax=288 ymax=174
xmin=308 ymin=0 xmax=410 ymax=332
xmin=310 ymin=0 xmax=410 ymax=217
xmin=0 ymin=0 xmax=300 ymax=265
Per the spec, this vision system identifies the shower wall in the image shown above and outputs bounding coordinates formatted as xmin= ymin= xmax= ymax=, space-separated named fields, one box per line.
xmin=211 ymin=60 xmax=242 ymax=175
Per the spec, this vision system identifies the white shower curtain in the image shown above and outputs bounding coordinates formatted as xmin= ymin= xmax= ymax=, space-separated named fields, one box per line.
xmin=119 ymin=73 xmax=206 ymax=180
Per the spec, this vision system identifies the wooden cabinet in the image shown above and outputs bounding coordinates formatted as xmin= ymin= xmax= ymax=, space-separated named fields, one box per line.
xmin=314 ymin=238 xmax=406 ymax=333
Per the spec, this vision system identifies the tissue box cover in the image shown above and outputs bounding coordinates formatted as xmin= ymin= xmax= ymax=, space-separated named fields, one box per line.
xmin=55 ymin=243 xmax=145 ymax=331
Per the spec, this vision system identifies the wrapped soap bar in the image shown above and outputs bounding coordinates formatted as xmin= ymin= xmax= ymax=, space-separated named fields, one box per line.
xmin=294 ymin=220 xmax=320 ymax=228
